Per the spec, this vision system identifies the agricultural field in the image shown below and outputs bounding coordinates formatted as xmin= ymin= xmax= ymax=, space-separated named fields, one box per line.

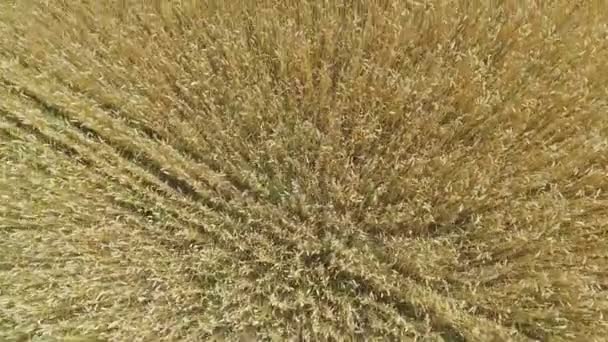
xmin=1 ymin=1 xmax=607 ymax=341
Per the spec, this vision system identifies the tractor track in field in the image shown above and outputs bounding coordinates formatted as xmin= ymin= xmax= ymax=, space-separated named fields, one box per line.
xmin=1 ymin=72 xmax=530 ymax=340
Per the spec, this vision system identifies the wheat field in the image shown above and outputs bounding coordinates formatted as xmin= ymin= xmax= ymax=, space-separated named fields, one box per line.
xmin=1 ymin=1 xmax=607 ymax=341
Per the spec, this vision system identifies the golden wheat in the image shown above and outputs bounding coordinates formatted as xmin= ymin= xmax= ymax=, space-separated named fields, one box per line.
xmin=1 ymin=1 xmax=607 ymax=340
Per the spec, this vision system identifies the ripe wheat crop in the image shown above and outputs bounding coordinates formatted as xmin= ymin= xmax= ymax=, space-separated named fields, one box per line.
xmin=1 ymin=1 xmax=607 ymax=341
